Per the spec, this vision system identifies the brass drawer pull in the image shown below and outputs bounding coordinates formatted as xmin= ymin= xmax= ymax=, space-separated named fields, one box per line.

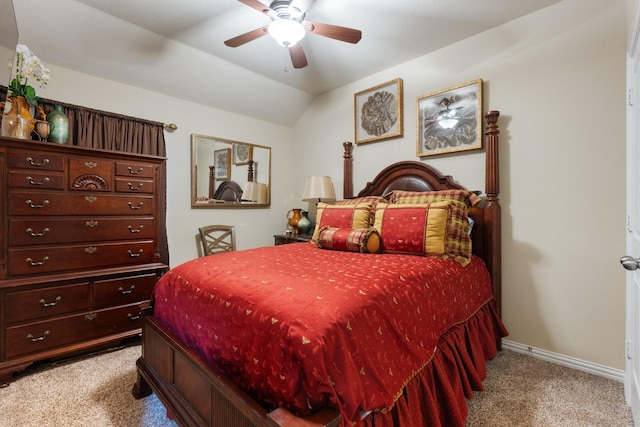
xmin=128 ymin=201 xmax=143 ymax=210
xmin=86 ymin=220 xmax=98 ymax=228
xmin=128 ymin=167 xmax=143 ymax=175
xmin=85 ymin=247 xmax=97 ymax=254
xmin=39 ymin=296 xmax=62 ymax=307
xmin=26 ymin=157 xmax=50 ymax=167
xmin=127 ymin=182 xmax=143 ymax=191
xmin=26 ymin=256 xmax=49 ymax=266
xmin=26 ymin=199 xmax=49 ymax=209
xmin=128 ymin=225 xmax=143 ymax=233
xmin=85 ymin=196 xmax=97 ymax=203
xmin=118 ymin=285 xmax=135 ymax=295
xmin=26 ymin=176 xmax=50 ymax=186
xmin=127 ymin=312 xmax=142 ymax=321
xmin=27 ymin=330 xmax=50 ymax=342
xmin=127 ymin=249 xmax=143 ymax=257
xmin=26 ymin=227 xmax=50 ymax=237
xmin=85 ymin=161 xmax=98 ymax=169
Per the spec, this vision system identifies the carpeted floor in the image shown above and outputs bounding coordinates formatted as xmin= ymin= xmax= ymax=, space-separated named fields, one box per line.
xmin=0 ymin=343 xmax=634 ymax=426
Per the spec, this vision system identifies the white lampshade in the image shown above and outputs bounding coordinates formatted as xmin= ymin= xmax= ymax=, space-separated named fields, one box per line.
xmin=268 ymin=19 xmax=306 ymax=47
xmin=302 ymin=176 xmax=336 ymax=203
xmin=242 ymin=182 xmax=268 ymax=203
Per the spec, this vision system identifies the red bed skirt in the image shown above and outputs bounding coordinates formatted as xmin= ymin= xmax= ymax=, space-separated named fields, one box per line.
xmin=363 ymin=299 xmax=507 ymax=427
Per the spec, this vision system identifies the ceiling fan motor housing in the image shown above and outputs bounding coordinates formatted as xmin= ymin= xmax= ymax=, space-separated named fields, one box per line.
xmin=269 ymin=0 xmax=305 ymax=22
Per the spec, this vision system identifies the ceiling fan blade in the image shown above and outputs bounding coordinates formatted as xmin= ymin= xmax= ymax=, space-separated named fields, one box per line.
xmin=304 ymin=20 xmax=362 ymax=44
xmin=289 ymin=44 xmax=308 ymax=68
xmin=224 ymin=26 xmax=269 ymax=47
xmin=290 ymin=0 xmax=316 ymax=14
xmin=238 ymin=0 xmax=272 ymax=14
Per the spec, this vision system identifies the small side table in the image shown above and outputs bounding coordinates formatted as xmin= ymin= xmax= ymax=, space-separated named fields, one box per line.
xmin=274 ymin=234 xmax=312 ymax=246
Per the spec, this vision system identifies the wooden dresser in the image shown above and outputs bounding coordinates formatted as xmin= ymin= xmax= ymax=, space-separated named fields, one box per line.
xmin=0 ymin=137 xmax=167 ymax=386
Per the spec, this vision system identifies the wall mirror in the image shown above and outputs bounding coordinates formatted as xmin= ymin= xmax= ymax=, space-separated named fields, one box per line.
xmin=191 ymin=134 xmax=271 ymax=208
xmin=0 ymin=0 xmax=18 ymax=106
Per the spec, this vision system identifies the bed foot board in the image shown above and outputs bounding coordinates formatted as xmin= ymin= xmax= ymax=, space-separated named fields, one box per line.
xmin=133 ymin=316 xmax=341 ymax=427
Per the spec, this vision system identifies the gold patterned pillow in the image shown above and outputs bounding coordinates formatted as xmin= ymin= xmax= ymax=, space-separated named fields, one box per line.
xmin=312 ymin=202 xmax=373 ymax=241
xmin=373 ymin=201 xmax=472 ymax=266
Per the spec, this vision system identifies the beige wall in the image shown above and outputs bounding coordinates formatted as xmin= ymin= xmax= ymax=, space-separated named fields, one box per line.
xmin=16 ymin=0 xmax=628 ymax=370
xmin=294 ymin=0 xmax=628 ymax=370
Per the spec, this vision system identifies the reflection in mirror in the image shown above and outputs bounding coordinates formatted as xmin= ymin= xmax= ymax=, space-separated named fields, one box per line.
xmin=0 ymin=0 xmax=18 ymax=105
xmin=191 ymin=134 xmax=271 ymax=208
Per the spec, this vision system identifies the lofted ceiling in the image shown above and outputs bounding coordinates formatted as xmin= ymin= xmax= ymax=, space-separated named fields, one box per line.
xmin=12 ymin=0 xmax=563 ymax=126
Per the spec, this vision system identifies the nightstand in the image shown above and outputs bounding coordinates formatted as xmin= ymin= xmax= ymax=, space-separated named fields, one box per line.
xmin=274 ymin=234 xmax=313 ymax=245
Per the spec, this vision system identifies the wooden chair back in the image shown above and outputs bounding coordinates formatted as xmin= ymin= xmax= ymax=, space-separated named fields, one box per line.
xmin=198 ymin=225 xmax=236 ymax=256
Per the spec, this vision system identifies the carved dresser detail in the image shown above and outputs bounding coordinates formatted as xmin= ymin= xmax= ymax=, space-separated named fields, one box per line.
xmin=0 ymin=137 xmax=167 ymax=386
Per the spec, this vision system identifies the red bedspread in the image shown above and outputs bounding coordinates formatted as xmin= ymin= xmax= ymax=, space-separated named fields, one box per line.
xmin=153 ymin=242 xmax=497 ymax=425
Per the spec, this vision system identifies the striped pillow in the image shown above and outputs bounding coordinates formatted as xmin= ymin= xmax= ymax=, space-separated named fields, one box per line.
xmin=387 ymin=189 xmax=481 ymax=207
xmin=316 ymin=227 xmax=381 ymax=253
xmin=311 ymin=202 xmax=373 ymax=241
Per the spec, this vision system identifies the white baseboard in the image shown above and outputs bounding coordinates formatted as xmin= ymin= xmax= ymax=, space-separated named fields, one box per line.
xmin=502 ymin=339 xmax=625 ymax=383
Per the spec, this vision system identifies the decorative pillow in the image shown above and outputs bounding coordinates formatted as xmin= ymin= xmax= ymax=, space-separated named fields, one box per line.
xmin=334 ymin=196 xmax=387 ymax=226
xmin=316 ymin=226 xmax=381 ymax=254
xmin=387 ymin=189 xmax=481 ymax=208
xmin=374 ymin=201 xmax=472 ymax=265
xmin=311 ymin=202 xmax=373 ymax=241
xmin=333 ymin=196 xmax=388 ymax=206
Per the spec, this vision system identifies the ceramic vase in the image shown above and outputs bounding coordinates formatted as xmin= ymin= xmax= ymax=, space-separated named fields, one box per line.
xmin=47 ymin=105 xmax=69 ymax=144
xmin=286 ymin=208 xmax=302 ymax=234
xmin=297 ymin=210 xmax=313 ymax=235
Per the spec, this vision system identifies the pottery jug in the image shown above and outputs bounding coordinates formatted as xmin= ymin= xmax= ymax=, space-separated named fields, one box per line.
xmin=297 ymin=210 xmax=313 ymax=235
xmin=0 ymin=96 xmax=45 ymax=138
xmin=286 ymin=208 xmax=302 ymax=234
xmin=47 ymin=105 xmax=69 ymax=144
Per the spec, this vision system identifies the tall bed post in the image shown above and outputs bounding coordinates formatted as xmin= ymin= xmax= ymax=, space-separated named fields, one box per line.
xmin=484 ymin=111 xmax=501 ymax=317
xmin=343 ymin=141 xmax=353 ymax=199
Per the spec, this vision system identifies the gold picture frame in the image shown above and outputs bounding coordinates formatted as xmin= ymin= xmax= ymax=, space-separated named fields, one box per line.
xmin=214 ymin=148 xmax=231 ymax=180
xmin=233 ymin=143 xmax=253 ymax=165
xmin=354 ymin=78 xmax=403 ymax=145
xmin=416 ymin=79 xmax=483 ymax=157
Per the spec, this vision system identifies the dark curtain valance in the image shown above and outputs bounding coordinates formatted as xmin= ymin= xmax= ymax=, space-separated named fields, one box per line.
xmin=1 ymin=85 xmax=169 ymax=266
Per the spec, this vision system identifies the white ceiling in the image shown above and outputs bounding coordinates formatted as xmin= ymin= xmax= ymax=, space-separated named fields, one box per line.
xmin=12 ymin=0 xmax=563 ymax=126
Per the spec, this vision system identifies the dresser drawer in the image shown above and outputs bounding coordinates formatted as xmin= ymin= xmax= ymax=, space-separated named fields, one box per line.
xmin=9 ymin=191 xmax=154 ymax=216
xmin=4 ymin=282 xmax=90 ymax=324
xmin=9 ymin=217 xmax=156 ymax=246
xmin=93 ymin=273 xmax=156 ymax=308
xmin=8 ymin=151 xmax=64 ymax=172
xmin=8 ymin=171 xmax=65 ymax=190
xmin=4 ymin=304 xmax=145 ymax=359
xmin=115 ymin=177 xmax=154 ymax=194
xmin=116 ymin=162 xmax=155 ymax=179
xmin=8 ymin=240 xmax=156 ymax=276
xmin=68 ymin=158 xmax=113 ymax=191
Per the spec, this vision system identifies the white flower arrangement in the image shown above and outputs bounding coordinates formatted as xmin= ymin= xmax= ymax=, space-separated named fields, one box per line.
xmin=7 ymin=44 xmax=51 ymax=106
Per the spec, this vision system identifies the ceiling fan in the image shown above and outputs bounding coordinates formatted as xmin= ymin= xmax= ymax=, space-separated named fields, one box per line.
xmin=224 ymin=0 xmax=362 ymax=69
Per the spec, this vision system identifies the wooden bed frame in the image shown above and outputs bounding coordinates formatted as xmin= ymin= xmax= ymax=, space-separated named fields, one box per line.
xmin=132 ymin=111 xmax=502 ymax=427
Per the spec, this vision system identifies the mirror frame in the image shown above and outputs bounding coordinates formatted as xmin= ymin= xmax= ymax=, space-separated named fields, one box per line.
xmin=0 ymin=0 xmax=18 ymax=106
xmin=191 ymin=134 xmax=271 ymax=208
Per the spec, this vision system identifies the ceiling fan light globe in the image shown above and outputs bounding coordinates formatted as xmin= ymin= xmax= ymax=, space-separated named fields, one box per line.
xmin=268 ymin=19 xmax=305 ymax=47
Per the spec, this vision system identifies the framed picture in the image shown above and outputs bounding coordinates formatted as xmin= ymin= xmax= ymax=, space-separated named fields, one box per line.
xmin=416 ymin=79 xmax=483 ymax=157
xmin=233 ymin=143 xmax=253 ymax=165
xmin=214 ymin=148 xmax=231 ymax=180
xmin=354 ymin=78 xmax=403 ymax=145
